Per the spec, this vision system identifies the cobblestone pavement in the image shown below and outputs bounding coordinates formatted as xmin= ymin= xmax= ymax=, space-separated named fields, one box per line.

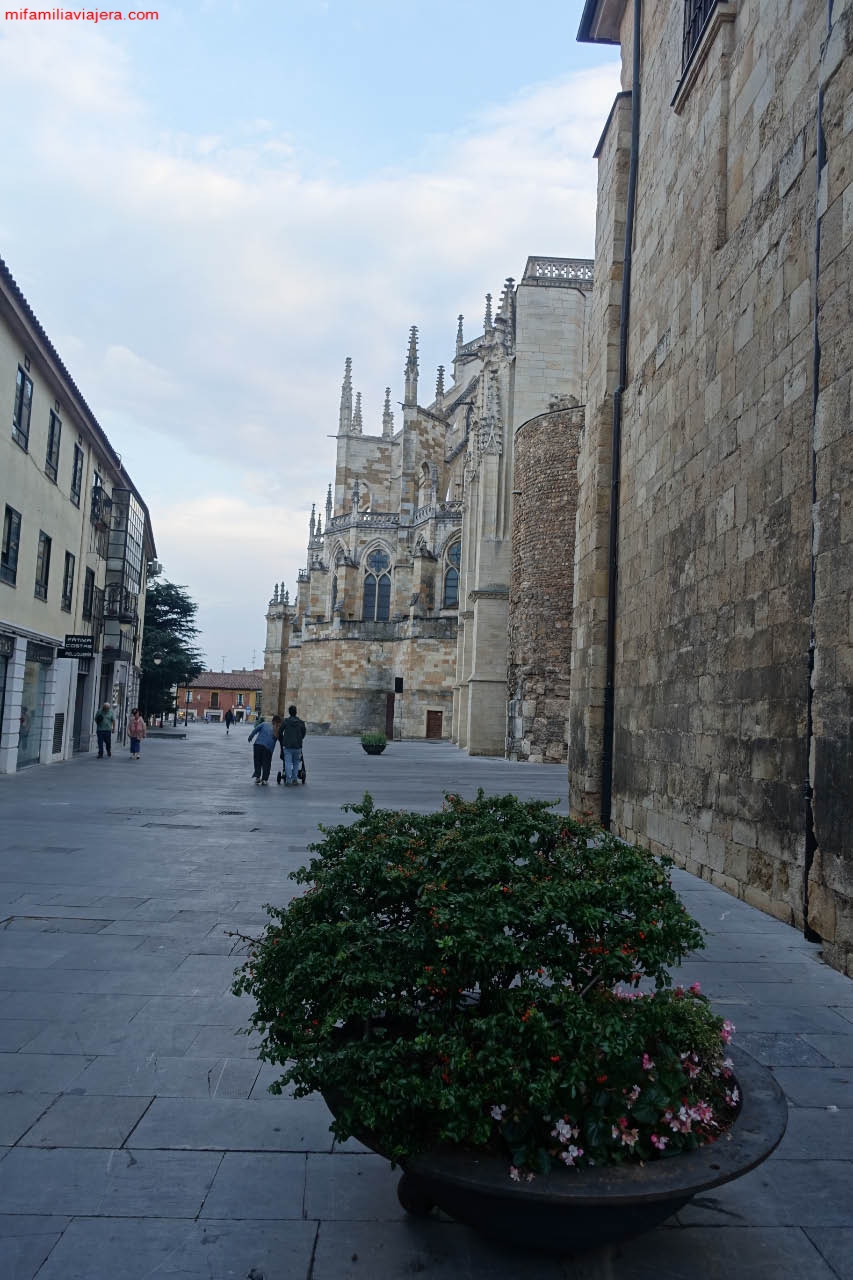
xmin=0 ymin=729 xmax=851 ymax=1279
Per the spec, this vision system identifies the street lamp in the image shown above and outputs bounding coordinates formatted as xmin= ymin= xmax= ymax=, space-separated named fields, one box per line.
xmin=152 ymin=653 xmax=163 ymax=725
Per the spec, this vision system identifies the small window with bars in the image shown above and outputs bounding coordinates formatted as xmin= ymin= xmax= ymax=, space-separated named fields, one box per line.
xmin=12 ymin=366 xmax=33 ymax=450
xmin=683 ymin=0 xmax=719 ymax=70
xmin=82 ymin=567 xmax=95 ymax=620
xmin=34 ymin=531 xmax=51 ymax=601
xmin=61 ymin=550 xmax=75 ymax=612
xmin=45 ymin=411 xmax=62 ymax=482
xmin=2 ymin=505 xmax=21 ymax=587
xmin=71 ymin=444 xmax=84 ymax=506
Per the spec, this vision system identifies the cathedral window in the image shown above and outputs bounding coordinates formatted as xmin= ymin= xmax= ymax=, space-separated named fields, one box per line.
xmin=331 ymin=574 xmax=338 ymax=612
xmin=363 ymin=548 xmax=392 ymax=621
xmin=443 ymin=539 xmax=461 ymax=609
xmin=682 ymin=0 xmax=719 ymax=69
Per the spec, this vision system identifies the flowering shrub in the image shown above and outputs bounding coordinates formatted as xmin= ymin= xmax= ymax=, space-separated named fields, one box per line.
xmin=233 ymin=791 xmax=738 ymax=1174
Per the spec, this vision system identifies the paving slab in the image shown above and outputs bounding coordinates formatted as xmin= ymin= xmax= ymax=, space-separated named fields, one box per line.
xmin=33 ymin=1217 xmax=318 ymax=1280
xmin=0 ymin=730 xmax=850 ymax=1279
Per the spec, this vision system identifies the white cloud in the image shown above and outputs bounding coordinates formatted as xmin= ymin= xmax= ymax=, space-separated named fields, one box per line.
xmin=0 ymin=22 xmax=620 ymax=666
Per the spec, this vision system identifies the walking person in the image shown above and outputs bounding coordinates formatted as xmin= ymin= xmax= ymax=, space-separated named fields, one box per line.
xmin=128 ymin=708 xmax=146 ymax=761
xmin=224 ymin=708 xmax=235 ymax=735
xmin=94 ymin=702 xmax=115 ymax=758
xmin=248 ymin=716 xmax=279 ymax=785
xmin=279 ymin=704 xmax=307 ymax=786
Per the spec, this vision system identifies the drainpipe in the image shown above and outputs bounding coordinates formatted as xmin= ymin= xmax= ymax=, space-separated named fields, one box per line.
xmin=802 ymin=0 xmax=833 ymax=943
xmin=601 ymin=0 xmax=642 ymax=828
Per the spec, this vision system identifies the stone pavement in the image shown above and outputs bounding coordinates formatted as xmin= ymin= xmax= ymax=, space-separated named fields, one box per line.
xmin=0 ymin=728 xmax=850 ymax=1279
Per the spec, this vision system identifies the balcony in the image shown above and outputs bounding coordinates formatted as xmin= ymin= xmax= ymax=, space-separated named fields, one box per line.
xmin=90 ymin=487 xmax=113 ymax=530
xmin=103 ymin=584 xmax=139 ymax=623
xmin=102 ymin=636 xmax=133 ymax=662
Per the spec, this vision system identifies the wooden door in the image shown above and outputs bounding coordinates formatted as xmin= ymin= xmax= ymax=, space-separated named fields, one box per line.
xmin=385 ymin=693 xmax=395 ymax=738
xmin=425 ymin=710 xmax=443 ymax=739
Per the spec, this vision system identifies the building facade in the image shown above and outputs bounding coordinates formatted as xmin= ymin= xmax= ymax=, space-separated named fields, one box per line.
xmin=456 ymin=258 xmax=593 ymax=758
xmin=264 ymin=257 xmax=593 ymax=750
xmin=0 ymin=256 xmax=155 ymax=774
xmin=572 ymin=1 xmax=853 ymax=972
xmin=179 ymin=670 xmax=263 ymax=723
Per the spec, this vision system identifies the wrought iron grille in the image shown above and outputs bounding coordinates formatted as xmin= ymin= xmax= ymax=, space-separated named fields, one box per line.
xmin=683 ymin=0 xmax=719 ymax=69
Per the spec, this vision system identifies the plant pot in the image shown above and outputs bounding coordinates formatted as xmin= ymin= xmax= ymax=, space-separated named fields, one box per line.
xmin=324 ymin=1046 xmax=786 ymax=1255
xmin=361 ymin=743 xmax=386 ymax=754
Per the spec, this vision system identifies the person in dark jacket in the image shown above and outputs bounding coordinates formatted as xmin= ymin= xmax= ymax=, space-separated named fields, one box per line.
xmin=224 ymin=708 xmax=235 ymax=735
xmin=278 ymin=705 xmax=306 ymax=785
xmin=248 ymin=716 xmax=279 ymax=785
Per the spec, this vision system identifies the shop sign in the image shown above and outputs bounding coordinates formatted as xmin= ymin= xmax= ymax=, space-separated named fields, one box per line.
xmin=26 ymin=641 xmax=54 ymax=664
xmin=58 ymin=634 xmax=95 ymax=659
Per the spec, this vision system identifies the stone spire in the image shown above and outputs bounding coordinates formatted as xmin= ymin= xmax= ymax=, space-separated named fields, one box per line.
xmin=315 ymin=513 xmax=322 ymax=538
xmin=283 ymin=588 xmax=289 ymax=606
xmin=484 ymin=293 xmax=493 ymax=332
xmin=272 ymin=583 xmax=279 ymax=604
xmin=404 ymin=326 xmax=419 ymax=406
xmin=351 ymin=478 xmax=360 ymax=511
xmin=325 ymin=483 xmax=333 ymax=524
xmin=499 ymin=278 xmax=515 ymax=318
xmin=435 ymin=364 xmax=445 ymax=407
xmin=339 ymin=357 xmax=353 ymax=433
xmin=353 ymin=391 xmax=363 ymax=434
xmin=456 ymin=314 xmax=464 ymax=351
xmin=309 ymin=503 xmax=316 ymax=539
xmin=382 ymin=386 xmax=394 ymax=436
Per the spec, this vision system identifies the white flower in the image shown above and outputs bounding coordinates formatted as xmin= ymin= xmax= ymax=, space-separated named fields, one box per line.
xmin=490 ymin=1104 xmax=507 ymax=1121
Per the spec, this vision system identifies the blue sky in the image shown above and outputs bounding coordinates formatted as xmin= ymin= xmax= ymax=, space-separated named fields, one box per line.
xmin=0 ymin=1 xmax=620 ymax=669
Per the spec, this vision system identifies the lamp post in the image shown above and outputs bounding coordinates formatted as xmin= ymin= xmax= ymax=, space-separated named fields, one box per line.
xmin=152 ymin=652 xmax=163 ymax=726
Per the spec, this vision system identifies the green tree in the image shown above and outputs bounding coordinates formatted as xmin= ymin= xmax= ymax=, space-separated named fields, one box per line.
xmin=138 ymin=571 xmax=205 ymax=718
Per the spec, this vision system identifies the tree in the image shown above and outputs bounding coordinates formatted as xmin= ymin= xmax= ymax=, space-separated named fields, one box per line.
xmin=138 ymin=571 xmax=205 ymax=718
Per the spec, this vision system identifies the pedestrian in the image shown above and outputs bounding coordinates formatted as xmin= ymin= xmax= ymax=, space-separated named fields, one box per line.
xmin=248 ymin=715 xmax=279 ymax=785
xmin=224 ymin=708 xmax=235 ymax=735
xmin=128 ymin=707 xmax=146 ymax=761
xmin=279 ymin=704 xmax=307 ymax=786
xmin=94 ymin=702 xmax=115 ymax=758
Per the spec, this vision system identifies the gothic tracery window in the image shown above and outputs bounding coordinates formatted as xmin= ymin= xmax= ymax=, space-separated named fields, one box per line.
xmin=443 ymin=539 xmax=461 ymax=609
xmin=363 ymin=547 xmax=392 ymax=621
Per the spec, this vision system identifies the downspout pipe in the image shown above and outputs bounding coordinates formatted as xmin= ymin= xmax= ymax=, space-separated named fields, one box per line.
xmin=601 ymin=0 xmax=642 ymax=828
xmin=802 ymin=0 xmax=833 ymax=942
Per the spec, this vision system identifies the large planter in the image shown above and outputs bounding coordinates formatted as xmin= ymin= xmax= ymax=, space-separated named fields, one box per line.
xmin=361 ymin=743 xmax=386 ymax=755
xmin=325 ymin=1046 xmax=786 ymax=1255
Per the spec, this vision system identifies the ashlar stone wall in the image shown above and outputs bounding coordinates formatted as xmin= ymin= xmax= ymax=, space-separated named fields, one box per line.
xmin=572 ymin=0 xmax=853 ymax=973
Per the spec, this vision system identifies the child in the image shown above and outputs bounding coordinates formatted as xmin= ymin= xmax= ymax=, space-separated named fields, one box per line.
xmin=128 ymin=708 xmax=147 ymax=761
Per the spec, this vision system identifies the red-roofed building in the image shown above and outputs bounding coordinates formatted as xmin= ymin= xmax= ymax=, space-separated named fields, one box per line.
xmin=177 ymin=670 xmax=263 ymax=723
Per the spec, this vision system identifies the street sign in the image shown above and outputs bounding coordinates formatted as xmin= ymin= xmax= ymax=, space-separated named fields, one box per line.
xmin=58 ymin=634 xmax=94 ymax=659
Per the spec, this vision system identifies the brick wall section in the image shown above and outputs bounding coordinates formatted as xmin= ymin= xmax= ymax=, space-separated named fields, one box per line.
xmin=508 ymin=407 xmax=584 ymax=762
xmin=574 ymin=2 xmax=853 ymax=973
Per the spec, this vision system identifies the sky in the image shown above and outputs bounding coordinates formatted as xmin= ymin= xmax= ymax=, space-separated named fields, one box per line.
xmin=0 ymin=1 xmax=621 ymax=671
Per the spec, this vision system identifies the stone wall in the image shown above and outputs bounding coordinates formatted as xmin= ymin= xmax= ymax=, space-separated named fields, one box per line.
xmin=285 ymin=617 xmax=457 ymax=738
xmin=508 ymin=406 xmax=584 ymax=762
xmin=572 ymin=1 xmax=853 ymax=973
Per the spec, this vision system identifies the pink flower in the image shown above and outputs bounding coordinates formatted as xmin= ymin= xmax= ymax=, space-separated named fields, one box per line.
xmin=688 ymin=981 xmax=702 ymax=995
xmin=560 ymin=1144 xmax=584 ymax=1166
xmin=721 ymin=1020 xmax=735 ymax=1043
xmin=627 ymin=1084 xmax=641 ymax=1104
xmin=509 ymin=1166 xmax=521 ymax=1182
xmin=642 ymin=1053 xmax=655 ymax=1071
xmin=650 ymin=1133 xmax=669 ymax=1151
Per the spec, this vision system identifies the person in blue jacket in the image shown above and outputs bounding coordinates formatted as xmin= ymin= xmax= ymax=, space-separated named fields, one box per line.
xmin=248 ymin=715 xmax=280 ymax=785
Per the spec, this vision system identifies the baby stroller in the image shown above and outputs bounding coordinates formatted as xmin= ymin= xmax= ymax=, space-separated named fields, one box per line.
xmin=276 ymin=748 xmax=306 ymax=786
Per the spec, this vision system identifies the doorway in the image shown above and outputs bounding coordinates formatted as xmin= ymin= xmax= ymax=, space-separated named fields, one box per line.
xmin=426 ymin=710 xmax=443 ymax=739
xmin=385 ymin=693 xmax=395 ymax=738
